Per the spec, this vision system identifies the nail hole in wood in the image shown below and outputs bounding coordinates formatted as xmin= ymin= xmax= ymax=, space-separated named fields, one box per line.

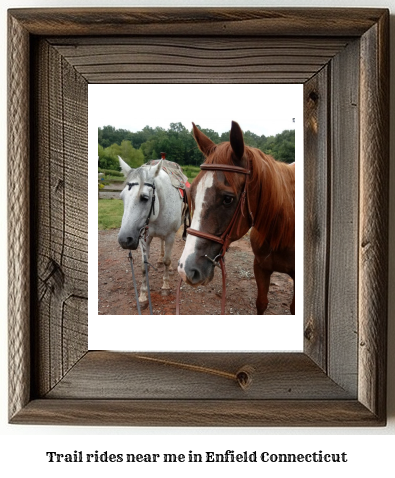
xmin=309 ymin=91 xmax=319 ymax=103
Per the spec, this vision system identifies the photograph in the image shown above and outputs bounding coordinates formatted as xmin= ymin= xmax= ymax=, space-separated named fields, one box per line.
xmin=89 ymin=84 xmax=303 ymax=351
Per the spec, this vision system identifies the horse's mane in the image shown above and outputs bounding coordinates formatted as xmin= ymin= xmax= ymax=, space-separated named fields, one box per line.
xmin=204 ymin=143 xmax=295 ymax=251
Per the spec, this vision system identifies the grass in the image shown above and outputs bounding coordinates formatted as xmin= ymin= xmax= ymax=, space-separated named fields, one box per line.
xmin=98 ymin=199 xmax=123 ymax=230
xmin=104 ymin=176 xmax=124 ymax=182
xmin=181 ymin=165 xmax=200 ymax=182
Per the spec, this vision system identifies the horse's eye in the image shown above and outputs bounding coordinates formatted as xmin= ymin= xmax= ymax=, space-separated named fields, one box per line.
xmin=141 ymin=195 xmax=149 ymax=202
xmin=223 ymin=195 xmax=234 ymax=206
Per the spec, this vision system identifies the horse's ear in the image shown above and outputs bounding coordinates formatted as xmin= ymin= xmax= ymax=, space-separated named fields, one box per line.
xmin=151 ymin=159 xmax=163 ymax=178
xmin=192 ymin=122 xmax=216 ymax=157
xmin=230 ymin=121 xmax=244 ymax=162
xmin=118 ymin=155 xmax=132 ymax=177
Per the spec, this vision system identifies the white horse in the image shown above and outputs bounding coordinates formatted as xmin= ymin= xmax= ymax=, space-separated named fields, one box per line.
xmin=117 ymin=156 xmax=184 ymax=307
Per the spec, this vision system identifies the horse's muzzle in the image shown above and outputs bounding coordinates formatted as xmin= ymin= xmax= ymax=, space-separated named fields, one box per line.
xmin=118 ymin=234 xmax=139 ymax=250
xmin=179 ymin=253 xmax=215 ymax=286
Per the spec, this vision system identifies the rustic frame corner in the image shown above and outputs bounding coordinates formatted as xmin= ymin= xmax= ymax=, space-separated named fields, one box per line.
xmin=8 ymin=7 xmax=389 ymax=426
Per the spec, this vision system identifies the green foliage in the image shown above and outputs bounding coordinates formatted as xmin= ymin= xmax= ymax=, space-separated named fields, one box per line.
xmin=98 ymin=123 xmax=296 ymax=168
xmin=98 ymin=199 xmax=124 ymax=230
xmin=98 ymin=140 xmax=145 ymax=171
xmin=98 ymin=126 xmax=134 ymax=148
xmin=98 ymin=144 xmax=119 ymax=171
xmin=262 ymin=130 xmax=295 ymax=163
xmin=98 ymin=168 xmax=124 ymax=177
xmin=180 ymin=165 xmax=200 ymax=183
xmin=106 ymin=176 xmax=125 ymax=182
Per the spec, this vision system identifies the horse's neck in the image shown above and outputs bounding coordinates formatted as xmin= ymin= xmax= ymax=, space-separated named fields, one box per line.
xmin=155 ymin=169 xmax=172 ymax=197
xmin=152 ymin=170 xmax=177 ymax=216
xmin=252 ymin=157 xmax=295 ymax=251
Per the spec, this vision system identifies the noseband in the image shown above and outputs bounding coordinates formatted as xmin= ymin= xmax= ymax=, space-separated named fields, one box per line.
xmin=176 ymin=159 xmax=253 ymax=315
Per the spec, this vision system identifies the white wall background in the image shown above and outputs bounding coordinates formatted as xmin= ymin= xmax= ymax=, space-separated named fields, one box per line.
xmin=1 ymin=0 xmax=394 ymax=476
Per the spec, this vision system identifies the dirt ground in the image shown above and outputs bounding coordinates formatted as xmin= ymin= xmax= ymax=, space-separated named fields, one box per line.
xmin=98 ymin=227 xmax=294 ymax=315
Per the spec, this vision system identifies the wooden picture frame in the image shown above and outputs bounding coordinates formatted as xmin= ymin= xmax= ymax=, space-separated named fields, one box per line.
xmin=8 ymin=8 xmax=389 ymax=426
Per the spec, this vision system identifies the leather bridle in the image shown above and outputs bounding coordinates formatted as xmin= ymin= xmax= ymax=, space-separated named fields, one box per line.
xmin=176 ymin=159 xmax=254 ymax=315
xmin=127 ymin=180 xmax=156 ymax=241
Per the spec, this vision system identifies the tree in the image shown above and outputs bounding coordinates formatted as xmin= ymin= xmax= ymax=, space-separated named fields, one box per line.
xmin=243 ymin=131 xmax=261 ymax=149
xmin=169 ymin=122 xmax=188 ymax=135
xmin=200 ymin=127 xmax=220 ymax=143
xmin=98 ymin=143 xmax=120 ymax=171
xmin=262 ymin=130 xmax=295 ymax=163
xmin=98 ymin=123 xmax=295 ymax=167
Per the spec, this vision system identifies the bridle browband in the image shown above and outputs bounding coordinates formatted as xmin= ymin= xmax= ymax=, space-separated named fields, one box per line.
xmin=176 ymin=158 xmax=254 ymax=315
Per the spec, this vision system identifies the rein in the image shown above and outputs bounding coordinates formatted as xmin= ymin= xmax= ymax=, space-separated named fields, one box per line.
xmin=176 ymin=160 xmax=253 ymax=315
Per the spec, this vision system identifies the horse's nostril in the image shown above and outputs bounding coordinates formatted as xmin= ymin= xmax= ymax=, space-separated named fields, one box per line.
xmin=189 ymin=268 xmax=201 ymax=284
xmin=183 ymin=254 xmax=214 ymax=286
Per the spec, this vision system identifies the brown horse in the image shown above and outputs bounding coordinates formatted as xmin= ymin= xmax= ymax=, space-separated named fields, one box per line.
xmin=178 ymin=121 xmax=295 ymax=314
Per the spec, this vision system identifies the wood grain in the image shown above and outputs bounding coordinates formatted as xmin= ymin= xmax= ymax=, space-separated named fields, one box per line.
xmin=31 ymin=39 xmax=88 ymax=397
xmin=358 ymin=12 xmax=389 ymax=421
xmin=45 ymin=352 xmax=354 ymax=400
xmin=8 ymin=7 xmax=387 ymax=37
xmin=327 ymin=39 xmax=360 ymax=396
xmin=11 ymin=399 xmax=383 ymax=427
xmin=49 ymin=37 xmax=350 ymax=84
xmin=8 ymin=12 xmax=31 ymax=421
xmin=303 ymin=67 xmax=329 ymax=370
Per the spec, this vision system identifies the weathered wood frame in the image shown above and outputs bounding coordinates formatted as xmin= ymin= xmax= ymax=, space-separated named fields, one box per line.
xmin=8 ymin=8 xmax=389 ymax=426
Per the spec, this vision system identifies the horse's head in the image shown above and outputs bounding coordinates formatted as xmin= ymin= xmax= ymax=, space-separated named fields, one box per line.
xmin=178 ymin=121 xmax=251 ymax=287
xmin=117 ymin=157 xmax=162 ymax=250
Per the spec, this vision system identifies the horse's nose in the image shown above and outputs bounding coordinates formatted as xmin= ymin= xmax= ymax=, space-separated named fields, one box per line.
xmin=118 ymin=234 xmax=139 ymax=250
xmin=179 ymin=265 xmax=202 ymax=285
xmin=182 ymin=259 xmax=205 ymax=285
xmin=187 ymin=267 xmax=203 ymax=285
xmin=179 ymin=253 xmax=214 ymax=286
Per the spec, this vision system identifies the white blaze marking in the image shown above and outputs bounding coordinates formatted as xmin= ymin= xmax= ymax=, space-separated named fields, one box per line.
xmin=178 ymin=172 xmax=214 ymax=280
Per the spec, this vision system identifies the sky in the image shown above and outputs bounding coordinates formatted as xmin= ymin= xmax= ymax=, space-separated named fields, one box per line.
xmin=89 ymin=84 xmax=303 ymax=137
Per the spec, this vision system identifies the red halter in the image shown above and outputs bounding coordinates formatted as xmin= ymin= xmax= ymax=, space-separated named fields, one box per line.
xmin=176 ymin=160 xmax=253 ymax=315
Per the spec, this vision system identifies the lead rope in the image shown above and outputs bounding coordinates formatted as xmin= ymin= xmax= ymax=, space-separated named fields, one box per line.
xmin=219 ymin=257 xmax=226 ymax=314
xmin=139 ymin=235 xmax=154 ymax=315
xmin=143 ymin=250 xmax=154 ymax=315
xmin=128 ymin=251 xmax=142 ymax=315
